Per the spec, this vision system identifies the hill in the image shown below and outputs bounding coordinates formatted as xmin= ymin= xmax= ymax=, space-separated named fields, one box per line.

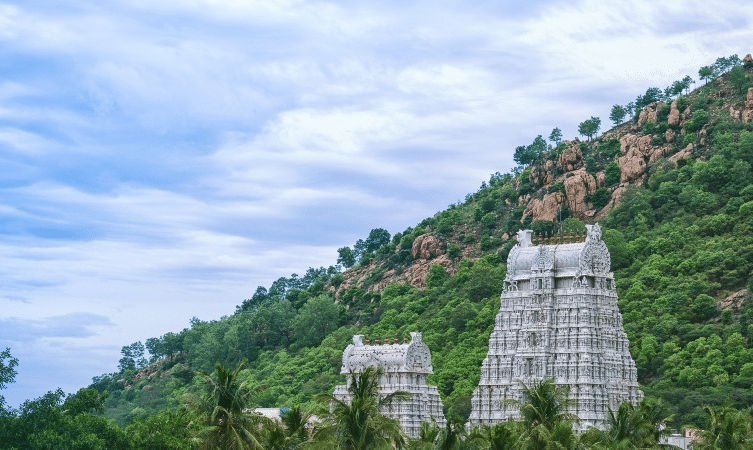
xmin=88 ymin=53 xmax=753 ymax=430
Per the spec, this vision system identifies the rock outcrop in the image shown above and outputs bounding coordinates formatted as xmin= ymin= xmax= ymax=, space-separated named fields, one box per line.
xmin=744 ymin=88 xmax=753 ymax=123
xmin=524 ymin=192 xmax=565 ymax=222
xmin=637 ymin=102 xmax=662 ymax=127
xmin=668 ymin=100 xmax=681 ymax=126
xmin=412 ymin=234 xmax=444 ymax=260
xmin=564 ymin=169 xmax=596 ymax=214
xmin=558 ymin=142 xmax=583 ymax=172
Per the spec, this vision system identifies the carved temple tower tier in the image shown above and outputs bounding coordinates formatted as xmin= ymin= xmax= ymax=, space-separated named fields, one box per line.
xmin=334 ymin=332 xmax=446 ymax=438
xmin=469 ymin=224 xmax=642 ymax=431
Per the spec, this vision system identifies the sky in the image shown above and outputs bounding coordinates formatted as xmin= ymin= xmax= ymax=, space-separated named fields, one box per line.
xmin=0 ymin=0 xmax=751 ymax=408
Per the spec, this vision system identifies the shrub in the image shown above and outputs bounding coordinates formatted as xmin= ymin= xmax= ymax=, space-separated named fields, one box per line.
xmin=481 ymin=212 xmax=497 ymax=229
xmin=447 ymin=243 xmax=461 ymax=259
xmin=547 ymin=181 xmax=565 ymax=195
xmin=590 ymin=188 xmax=611 ymax=209
xmin=585 ymin=156 xmax=597 ymax=174
xmin=600 ymin=139 xmax=621 ymax=159
xmin=605 ymin=161 xmax=621 ymax=186
xmin=684 ymin=110 xmax=709 ymax=133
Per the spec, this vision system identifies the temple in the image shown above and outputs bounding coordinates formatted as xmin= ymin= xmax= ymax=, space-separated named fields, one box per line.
xmin=333 ymin=332 xmax=446 ymax=438
xmin=469 ymin=224 xmax=642 ymax=431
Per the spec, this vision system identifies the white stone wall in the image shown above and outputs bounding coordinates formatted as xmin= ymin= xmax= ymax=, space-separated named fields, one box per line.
xmin=334 ymin=332 xmax=447 ymax=438
xmin=469 ymin=225 xmax=642 ymax=431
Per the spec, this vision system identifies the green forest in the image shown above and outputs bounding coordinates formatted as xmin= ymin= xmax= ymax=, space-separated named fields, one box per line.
xmin=2 ymin=54 xmax=753 ymax=449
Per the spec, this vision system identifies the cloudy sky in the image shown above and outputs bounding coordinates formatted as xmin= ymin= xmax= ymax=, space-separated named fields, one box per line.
xmin=0 ymin=0 xmax=750 ymax=407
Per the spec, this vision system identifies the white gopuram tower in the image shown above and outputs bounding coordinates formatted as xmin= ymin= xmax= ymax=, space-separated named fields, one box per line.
xmin=469 ymin=224 xmax=642 ymax=431
xmin=334 ymin=332 xmax=446 ymax=438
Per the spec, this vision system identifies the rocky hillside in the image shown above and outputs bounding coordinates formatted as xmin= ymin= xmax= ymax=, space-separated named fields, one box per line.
xmin=335 ymin=53 xmax=753 ymax=296
xmin=94 ymin=52 xmax=753 ymax=429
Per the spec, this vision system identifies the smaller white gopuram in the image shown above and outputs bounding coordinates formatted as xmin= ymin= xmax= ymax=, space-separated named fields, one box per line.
xmin=334 ymin=332 xmax=446 ymax=438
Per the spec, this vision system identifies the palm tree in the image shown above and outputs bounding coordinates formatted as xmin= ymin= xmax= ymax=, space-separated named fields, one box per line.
xmin=469 ymin=420 xmax=521 ymax=450
xmin=697 ymin=405 xmax=752 ymax=450
xmin=408 ymin=421 xmax=441 ymax=450
xmin=196 ymin=361 xmax=269 ymax=450
xmin=580 ymin=398 xmax=671 ymax=450
xmin=507 ymin=378 xmax=577 ymax=450
xmin=309 ymin=366 xmax=408 ymax=450
xmin=515 ymin=378 xmax=576 ymax=430
xmin=263 ymin=407 xmax=312 ymax=450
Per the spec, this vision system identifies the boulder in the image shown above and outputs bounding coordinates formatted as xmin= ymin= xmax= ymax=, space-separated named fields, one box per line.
xmin=617 ymin=145 xmax=647 ymax=183
xmin=563 ymin=169 xmax=597 ymax=214
xmin=743 ymin=87 xmax=753 ymax=123
xmin=637 ymin=102 xmax=662 ymax=127
xmin=524 ymin=192 xmax=565 ymax=222
xmin=665 ymin=129 xmax=675 ymax=143
xmin=407 ymin=255 xmax=454 ymax=288
xmin=411 ymin=234 xmax=444 ymax=260
xmin=596 ymin=171 xmax=606 ymax=188
xmin=558 ymin=143 xmax=583 ymax=172
xmin=668 ymin=100 xmax=680 ymax=126
xmin=669 ymin=143 xmax=693 ymax=163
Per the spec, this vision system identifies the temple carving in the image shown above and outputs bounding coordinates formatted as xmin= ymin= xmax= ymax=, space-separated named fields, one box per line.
xmin=469 ymin=224 xmax=642 ymax=430
xmin=334 ymin=332 xmax=446 ymax=438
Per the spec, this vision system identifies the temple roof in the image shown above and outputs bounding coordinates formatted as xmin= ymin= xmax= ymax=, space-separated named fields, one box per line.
xmin=505 ymin=223 xmax=612 ymax=281
xmin=340 ymin=332 xmax=433 ymax=374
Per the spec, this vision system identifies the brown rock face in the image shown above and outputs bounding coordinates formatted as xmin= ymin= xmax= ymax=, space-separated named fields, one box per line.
xmin=558 ymin=142 xmax=583 ymax=172
xmin=524 ymin=192 xmax=565 ymax=222
xmin=618 ymin=145 xmax=647 ymax=183
xmin=411 ymin=234 xmax=445 ymax=260
xmin=596 ymin=171 xmax=606 ymax=188
xmin=530 ymin=160 xmax=557 ymax=186
xmin=668 ymin=100 xmax=680 ymax=126
xmin=743 ymin=88 xmax=753 ymax=123
xmin=407 ymin=255 xmax=454 ymax=288
xmin=637 ymin=102 xmax=662 ymax=127
xmin=564 ymin=169 xmax=597 ymax=214
xmin=665 ymin=129 xmax=675 ymax=143
xmin=669 ymin=143 xmax=693 ymax=163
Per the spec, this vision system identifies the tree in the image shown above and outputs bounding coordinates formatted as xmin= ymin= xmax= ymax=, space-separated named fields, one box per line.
xmin=0 ymin=347 xmax=18 ymax=413
xmin=364 ymin=228 xmax=391 ymax=254
xmin=609 ymin=104 xmax=627 ymax=125
xmin=196 ymin=361 xmax=269 ymax=450
xmin=548 ymin=128 xmax=562 ymax=146
xmin=262 ymin=406 xmax=312 ymax=450
xmin=513 ymin=145 xmax=535 ymax=166
xmin=1 ymin=387 xmax=129 ymax=449
xmin=119 ymin=341 xmax=147 ymax=373
xmin=337 ymin=247 xmax=356 ymax=269
xmin=311 ymin=366 xmax=408 ymax=449
xmin=514 ymin=135 xmax=548 ymax=166
xmin=580 ymin=399 xmax=667 ymax=450
xmin=127 ymin=407 xmax=198 ymax=450
xmin=699 ymin=65 xmax=716 ymax=85
xmin=729 ymin=65 xmax=748 ymax=93
xmin=578 ymin=116 xmax=601 ymax=141
xmin=681 ymin=75 xmax=695 ymax=95
xmin=292 ymin=294 xmax=342 ymax=347
xmin=470 ymin=421 xmax=521 ymax=450
xmin=696 ymin=405 xmax=751 ymax=450
xmin=507 ymin=378 xmax=577 ymax=450
xmin=625 ymin=101 xmax=636 ymax=117
xmin=635 ymin=87 xmax=662 ymax=110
